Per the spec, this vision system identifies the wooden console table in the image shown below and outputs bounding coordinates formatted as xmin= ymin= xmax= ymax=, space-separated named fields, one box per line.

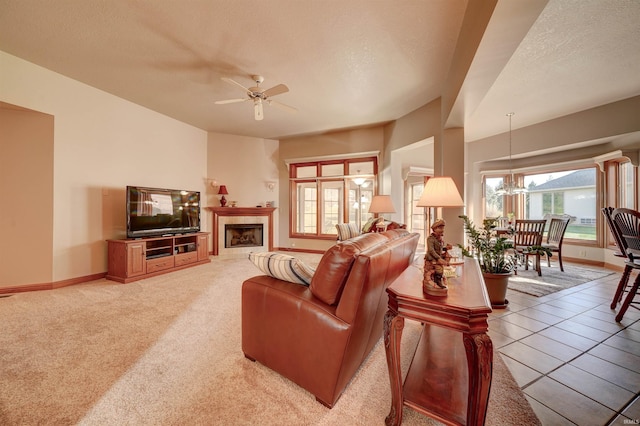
xmin=384 ymin=258 xmax=493 ymax=426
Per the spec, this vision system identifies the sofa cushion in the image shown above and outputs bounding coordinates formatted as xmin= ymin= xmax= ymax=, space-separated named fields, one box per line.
xmin=362 ymin=216 xmax=382 ymax=233
xmin=310 ymin=232 xmax=388 ymax=305
xmin=248 ymin=252 xmax=316 ymax=286
xmin=384 ymin=221 xmax=407 ymax=231
xmin=335 ymin=223 xmax=360 ymax=241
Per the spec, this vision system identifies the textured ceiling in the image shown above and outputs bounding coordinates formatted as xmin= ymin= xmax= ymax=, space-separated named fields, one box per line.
xmin=0 ymin=0 xmax=639 ymax=142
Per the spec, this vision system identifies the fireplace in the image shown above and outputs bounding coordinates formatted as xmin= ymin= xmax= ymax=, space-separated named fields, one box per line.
xmin=225 ymin=224 xmax=263 ymax=248
xmin=207 ymin=207 xmax=276 ymax=256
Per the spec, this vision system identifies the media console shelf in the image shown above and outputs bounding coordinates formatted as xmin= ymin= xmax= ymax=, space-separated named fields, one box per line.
xmin=106 ymin=232 xmax=210 ymax=283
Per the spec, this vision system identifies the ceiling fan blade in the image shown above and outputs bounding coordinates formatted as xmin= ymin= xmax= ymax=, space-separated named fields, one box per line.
xmin=221 ymin=77 xmax=252 ymax=93
xmin=268 ymin=99 xmax=297 ymax=113
xmin=214 ymin=98 xmax=247 ymax=105
xmin=263 ymin=84 xmax=289 ymax=98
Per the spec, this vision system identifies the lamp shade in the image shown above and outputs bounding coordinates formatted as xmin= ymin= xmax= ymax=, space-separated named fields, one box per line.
xmin=218 ymin=185 xmax=229 ymax=195
xmin=416 ymin=177 xmax=464 ymax=207
xmin=369 ymin=195 xmax=396 ymax=214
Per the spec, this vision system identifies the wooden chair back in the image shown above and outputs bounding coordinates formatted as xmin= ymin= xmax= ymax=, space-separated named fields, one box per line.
xmin=602 ymin=207 xmax=627 ymax=257
xmin=546 ymin=217 xmax=571 ymax=246
xmin=612 ymin=208 xmax=640 ymax=261
xmin=513 ymin=219 xmax=546 ymax=247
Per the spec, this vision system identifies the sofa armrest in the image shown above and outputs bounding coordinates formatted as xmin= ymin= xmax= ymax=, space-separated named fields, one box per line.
xmin=242 ymin=275 xmax=351 ymax=405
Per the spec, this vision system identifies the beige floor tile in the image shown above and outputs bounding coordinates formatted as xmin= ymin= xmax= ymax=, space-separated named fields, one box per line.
xmin=526 ymin=396 xmax=576 ymax=425
xmin=589 ymin=343 xmax=640 ymax=373
xmin=520 ymin=333 xmax=583 ymax=362
xmin=570 ymin=353 xmax=640 ymax=393
xmin=488 ymin=318 xmax=534 ymax=340
xmin=538 ymin=326 xmax=599 ymax=351
xmin=487 ymin=329 xmax=514 ymax=349
xmin=499 ymin=341 xmax=564 ymax=374
xmin=524 ymin=377 xmax=615 ymax=425
xmin=499 ymin=312 xmax=550 ymax=332
xmin=516 ymin=306 xmax=565 ymax=325
xmin=620 ymin=395 xmax=640 ymax=423
xmin=548 ymin=364 xmax=634 ymax=411
xmin=570 ymin=312 xmax=627 ymax=334
xmin=499 ymin=354 xmax=542 ymax=387
xmin=532 ymin=302 xmax=579 ymax=319
xmin=554 ymin=319 xmax=613 ymax=341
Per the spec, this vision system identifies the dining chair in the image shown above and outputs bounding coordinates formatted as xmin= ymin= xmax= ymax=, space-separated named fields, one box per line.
xmin=495 ymin=216 xmax=509 ymax=228
xmin=603 ymin=207 xmax=637 ymax=311
xmin=513 ymin=219 xmax=546 ymax=276
xmin=542 ymin=216 xmax=571 ymax=272
xmin=610 ymin=207 xmax=640 ymax=322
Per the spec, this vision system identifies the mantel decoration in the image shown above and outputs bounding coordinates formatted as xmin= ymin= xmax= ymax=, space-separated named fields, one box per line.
xmin=417 ymin=176 xmax=464 ymax=297
xmin=218 ymin=185 xmax=229 ymax=207
xmin=495 ymin=112 xmax=527 ymax=196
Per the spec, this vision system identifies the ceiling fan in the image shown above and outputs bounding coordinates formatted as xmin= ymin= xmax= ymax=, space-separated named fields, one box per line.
xmin=215 ymin=75 xmax=297 ymax=121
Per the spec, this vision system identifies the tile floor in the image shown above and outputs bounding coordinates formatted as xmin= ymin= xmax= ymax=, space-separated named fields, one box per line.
xmin=490 ymin=262 xmax=640 ymax=425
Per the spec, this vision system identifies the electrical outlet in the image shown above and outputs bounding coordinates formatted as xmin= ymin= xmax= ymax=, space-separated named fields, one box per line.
xmin=291 ymin=243 xmax=296 ymax=247
xmin=579 ymin=250 xmax=587 ymax=257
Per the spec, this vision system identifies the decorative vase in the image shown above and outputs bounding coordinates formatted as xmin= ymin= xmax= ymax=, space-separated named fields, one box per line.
xmin=482 ymin=272 xmax=511 ymax=309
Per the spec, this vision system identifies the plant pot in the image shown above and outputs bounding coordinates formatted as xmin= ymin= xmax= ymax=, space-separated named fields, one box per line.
xmin=482 ymin=272 xmax=511 ymax=309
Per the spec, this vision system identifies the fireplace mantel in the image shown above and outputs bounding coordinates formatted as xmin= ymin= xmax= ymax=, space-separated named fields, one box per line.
xmin=206 ymin=207 xmax=276 ymax=255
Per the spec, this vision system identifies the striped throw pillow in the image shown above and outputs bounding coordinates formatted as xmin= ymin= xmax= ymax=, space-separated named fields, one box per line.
xmin=335 ymin=223 xmax=361 ymax=241
xmin=248 ymin=252 xmax=316 ymax=286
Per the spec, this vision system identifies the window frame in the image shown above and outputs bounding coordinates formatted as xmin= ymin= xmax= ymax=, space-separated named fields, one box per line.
xmin=603 ymin=158 xmax=638 ymax=249
xmin=289 ymin=157 xmax=378 ymax=240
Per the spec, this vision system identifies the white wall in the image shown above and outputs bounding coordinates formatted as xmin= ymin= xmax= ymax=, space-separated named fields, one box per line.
xmin=0 ymin=51 xmax=208 ymax=284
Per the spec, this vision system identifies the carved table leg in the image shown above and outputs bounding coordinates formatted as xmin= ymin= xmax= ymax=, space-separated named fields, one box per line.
xmin=463 ymin=332 xmax=493 ymax=426
xmin=384 ymin=310 xmax=404 ymax=426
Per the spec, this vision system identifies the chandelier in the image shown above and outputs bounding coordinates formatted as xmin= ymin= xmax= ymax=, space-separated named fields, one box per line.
xmin=495 ymin=112 xmax=527 ymax=195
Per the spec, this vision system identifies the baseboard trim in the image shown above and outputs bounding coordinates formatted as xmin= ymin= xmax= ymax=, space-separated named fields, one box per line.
xmin=0 ymin=272 xmax=107 ymax=295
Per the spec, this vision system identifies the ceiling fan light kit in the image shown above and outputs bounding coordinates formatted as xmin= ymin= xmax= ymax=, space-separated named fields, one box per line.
xmin=216 ymin=75 xmax=297 ymax=121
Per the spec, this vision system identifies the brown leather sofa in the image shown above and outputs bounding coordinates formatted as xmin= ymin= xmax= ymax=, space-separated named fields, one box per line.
xmin=242 ymin=229 xmax=419 ymax=408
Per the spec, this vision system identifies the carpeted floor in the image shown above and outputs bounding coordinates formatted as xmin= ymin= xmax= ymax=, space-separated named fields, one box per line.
xmin=0 ymin=255 xmax=540 ymax=425
xmin=508 ymin=264 xmax=614 ymax=297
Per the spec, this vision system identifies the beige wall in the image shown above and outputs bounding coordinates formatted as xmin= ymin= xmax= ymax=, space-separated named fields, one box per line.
xmin=206 ymin=132 xmax=279 ymax=252
xmin=0 ymin=104 xmax=54 ymax=287
xmin=1 ymin=51 xmax=208 ymax=287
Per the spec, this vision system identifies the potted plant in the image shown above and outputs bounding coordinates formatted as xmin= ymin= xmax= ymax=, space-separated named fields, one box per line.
xmin=458 ymin=215 xmax=552 ymax=308
xmin=458 ymin=215 xmax=515 ymax=308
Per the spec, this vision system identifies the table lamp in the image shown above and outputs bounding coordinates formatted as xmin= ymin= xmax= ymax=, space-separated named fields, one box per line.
xmin=369 ymin=195 xmax=396 ymax=232
xmin=417 ymin=177 xmax=464 ymax=297
xmin=218 ymin=185 xmax=229 ymax=207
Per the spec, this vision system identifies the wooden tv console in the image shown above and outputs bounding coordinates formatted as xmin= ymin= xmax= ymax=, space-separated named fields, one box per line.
xmin=106 ymin=232 xmax=210 ymax=283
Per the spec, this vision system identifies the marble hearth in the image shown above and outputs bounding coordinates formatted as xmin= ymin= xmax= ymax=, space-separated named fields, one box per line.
xmin=207 ymin=207 xmax=276 ymax=257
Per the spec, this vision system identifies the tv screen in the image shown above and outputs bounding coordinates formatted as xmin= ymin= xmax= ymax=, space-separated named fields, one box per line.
xmin=126 ymin=186 xmax=201 ymax=238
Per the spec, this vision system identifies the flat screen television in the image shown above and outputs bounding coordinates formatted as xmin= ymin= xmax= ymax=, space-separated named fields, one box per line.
xmin=126 ymin=185 xmax=201 ymax=238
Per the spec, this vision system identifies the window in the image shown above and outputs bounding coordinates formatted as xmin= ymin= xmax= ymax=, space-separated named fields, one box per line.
xmin=290 ymin=157 xmax=377 ymax=238
xmin=620 ymin=161 xmax=636 ymax=209
xmin=603 ymin=159 xmax=637 ymax=249
xmin=485 ymin=168 xmax=597 ymax=242
xmin=541 ymin=192 xmax=564 ymax=215
xmin=484 ymin=177 xmax=504 ymax=218
xmin=408 ymin=181 xmax=426 ymax=250
xmin=524 ymin=168 xmax=596 ymax=241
